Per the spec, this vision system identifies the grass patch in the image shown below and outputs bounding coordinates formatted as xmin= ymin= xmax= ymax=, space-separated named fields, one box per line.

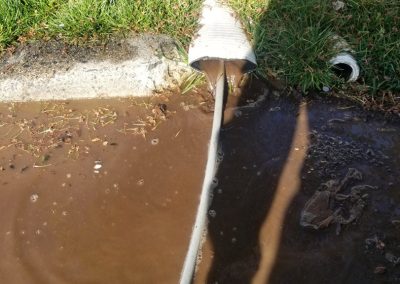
xmin=2 ymin=0 xmax=399 ymax=108
xmin=228 ymin=0 xmax=400 ymax=106
xmin=0 ymin=0 xmax=202 ymax=51
xmin=180 ymin=72 xmax=205 ymax=95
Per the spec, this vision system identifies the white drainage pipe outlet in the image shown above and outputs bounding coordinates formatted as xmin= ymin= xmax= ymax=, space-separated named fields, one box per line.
xmin=329 ymin=35 xmax=360 ymax=82
xmin=329 ymin=52 xmax=360 ymax=82
xmin=180 ymin=0 xmax=256 ymax=283
xmin=188 ymin=0 xmax=256 ymax=71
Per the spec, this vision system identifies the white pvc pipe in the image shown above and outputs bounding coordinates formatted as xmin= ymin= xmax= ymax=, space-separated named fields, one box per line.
xmin=188 ymin=0 xmax=256 ymax=71
xmin=329 ymin=52 xmax=360 ymax=82
xmin=180 ymin=61 xmax=225 ymax=284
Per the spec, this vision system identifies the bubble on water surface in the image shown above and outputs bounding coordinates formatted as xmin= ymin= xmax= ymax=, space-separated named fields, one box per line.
xmin=30 ymin=194 xmax=39 ymax=203
xmin=94 ymin=164 xmax=102 ymax=170
xmin=209 ymin=210 xmax=216 ymax=218
xmin=211 ymin=177 xmax=218 ymax=188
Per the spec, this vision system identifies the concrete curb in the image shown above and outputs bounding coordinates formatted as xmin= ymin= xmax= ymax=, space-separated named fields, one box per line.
xmin=0 ymin=34 xmax=193 ymax=102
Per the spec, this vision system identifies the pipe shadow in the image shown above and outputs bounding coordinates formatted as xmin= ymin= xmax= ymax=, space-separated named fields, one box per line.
xmin=202 ymin=76 xmax=305 ymax=283
xmin=198 ymin=1 xmax=311 ymax=281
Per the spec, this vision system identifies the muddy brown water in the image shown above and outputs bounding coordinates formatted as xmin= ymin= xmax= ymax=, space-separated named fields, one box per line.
xmin=0 ymin=92 xmax=213 ymax=283
xmin=1 ymin=80 xmax=400 ymax=284
xmin=195 ymin=81 xmax=400 ymax=284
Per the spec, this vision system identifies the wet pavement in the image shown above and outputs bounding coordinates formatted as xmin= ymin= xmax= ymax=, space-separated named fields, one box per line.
xmin=195 ymin=80 xmax=400 ymax=284
xmin=0 ymin=92 xmax=213 ymax=283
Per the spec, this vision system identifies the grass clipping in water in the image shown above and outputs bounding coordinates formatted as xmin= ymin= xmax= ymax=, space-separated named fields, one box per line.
xmin=0 ymin=97 xmax=173 ymax=161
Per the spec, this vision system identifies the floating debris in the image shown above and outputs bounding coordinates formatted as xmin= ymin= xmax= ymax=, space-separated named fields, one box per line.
xmin=365 ymin=235 xmax=386 ymax=250
xmin=269 ymin=106 xmax=281 ymax=112
xmin=385 ymin=252 xmax=400 ymax=265
xmin=208 ymin=210 xmax=216 ymax=218
xmin=30 ymin=193 xmax=39 ymax=203
xmin=33 ymin=163 xmax=52 ymax=168
xmin=211 ymin=177 xmax=218 ymax=188
xmin=300 ymin=168 xmax=375 ymax=234
xmin=20 ymin=166 xmax=29 ymax=173
xmin=373 ymin=266 xmax=386 ymax=274
xmin=234 ymin=109 xmax=242 ymax=117
xmin=94 ymin=164 xmax=102 ymax=170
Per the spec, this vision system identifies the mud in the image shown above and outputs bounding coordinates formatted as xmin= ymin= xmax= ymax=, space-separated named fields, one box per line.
xmin=194 ymin=80 xmax=400 ymax=284
xmin=0 ymin=91 xmax=213 ymax=283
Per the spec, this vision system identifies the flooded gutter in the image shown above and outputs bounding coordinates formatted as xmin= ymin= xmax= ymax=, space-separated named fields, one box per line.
xmin=180 ymin=1 xmax=256 ymax=283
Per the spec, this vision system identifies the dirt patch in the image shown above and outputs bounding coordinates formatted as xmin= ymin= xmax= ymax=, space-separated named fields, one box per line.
xmin=0 ymin=90 xmax=213 ymax=283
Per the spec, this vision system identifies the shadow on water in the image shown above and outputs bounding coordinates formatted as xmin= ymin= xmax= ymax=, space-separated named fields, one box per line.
xmin=266 ymin=97 xmax=400 ymax=284
xmin=203 ymin=77 xmax=304 ymax=283
xmin=201 ymin=76 xmax=400 ymax=284
xmin=197 ymin=2 xmax=400 ymax=283
xmin=198 ymin=1 xmax=305 ymax=281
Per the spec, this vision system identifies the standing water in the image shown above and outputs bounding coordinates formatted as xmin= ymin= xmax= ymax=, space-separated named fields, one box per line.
xmin=194 ymin=79 xmax=400 ymax=284
xmin=0 ymin=93 xmax=213 ymax=283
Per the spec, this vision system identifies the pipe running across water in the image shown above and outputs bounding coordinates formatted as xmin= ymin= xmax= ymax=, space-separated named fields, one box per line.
xmin=180 ymin=60 xmax=225 ymax=284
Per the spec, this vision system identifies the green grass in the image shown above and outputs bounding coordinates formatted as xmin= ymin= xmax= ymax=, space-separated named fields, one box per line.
xmin=228 ymin=0 xmax=400 ymax=103
xmin=0 ymin=0 xmax=202 ymax=50
xmin=1 ymin=0 xmax=399 ymax=107
xmin=180 ymin=72 xmax=205 ymax=95
xmin=0 ymin=0 xmax=55 ymax=47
